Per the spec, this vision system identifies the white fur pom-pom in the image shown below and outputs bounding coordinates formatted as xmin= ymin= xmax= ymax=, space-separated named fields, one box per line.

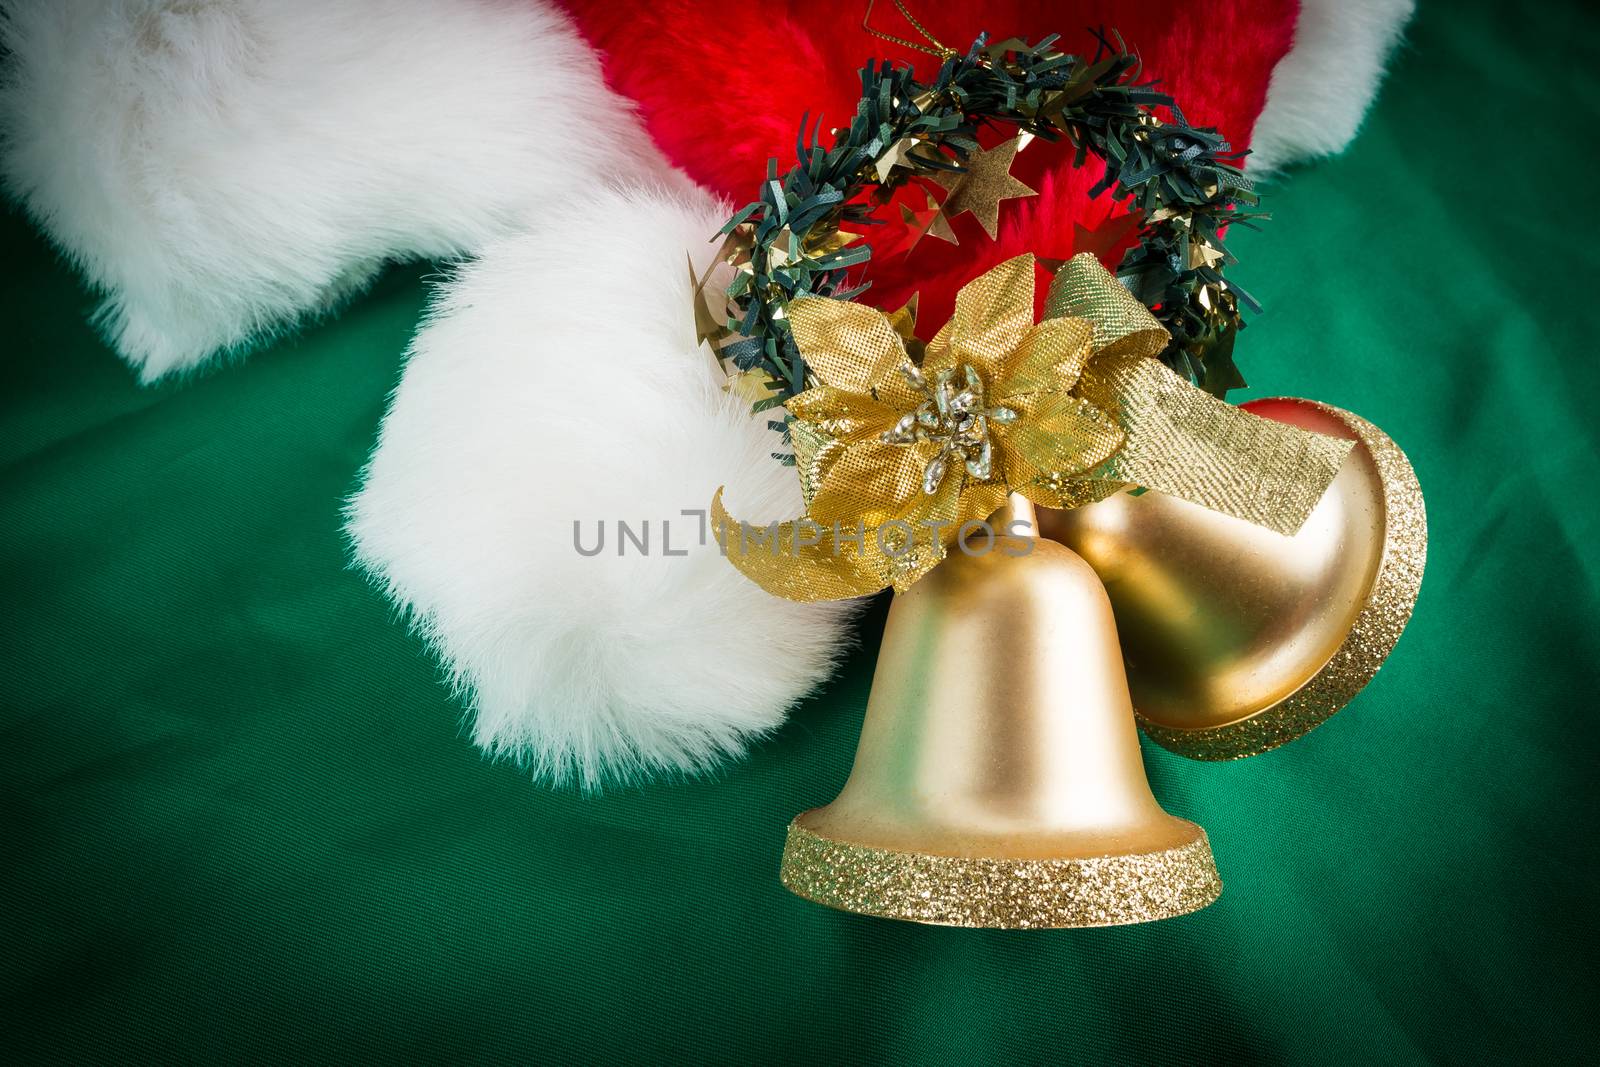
xmin=0 ymin=0 xmax=656 ymax=381
xmin=1249 ymin=0 xmax=1416 ymax=175
xmin=346 ymin=183 xmax=856 ymax=789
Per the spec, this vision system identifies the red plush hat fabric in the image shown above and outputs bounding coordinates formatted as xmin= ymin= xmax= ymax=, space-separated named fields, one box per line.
xmin=558 ymin=0 xmax=1297 ymax=327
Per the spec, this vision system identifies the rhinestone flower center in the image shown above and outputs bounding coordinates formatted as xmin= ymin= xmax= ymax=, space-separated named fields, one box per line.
xmin=880 ymin=362 xmax=1018 ymax=494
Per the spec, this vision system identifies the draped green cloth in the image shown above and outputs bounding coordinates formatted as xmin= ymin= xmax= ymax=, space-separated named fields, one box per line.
xmin=3 ymin=2 xmax=1596 ymax=1060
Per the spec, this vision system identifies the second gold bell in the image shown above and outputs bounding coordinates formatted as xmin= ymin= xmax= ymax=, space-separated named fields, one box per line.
xmin=780 ymin=497 xmax=1222 ymax=928
xmin=1039 ymin=397 xmax=1426 ymax=759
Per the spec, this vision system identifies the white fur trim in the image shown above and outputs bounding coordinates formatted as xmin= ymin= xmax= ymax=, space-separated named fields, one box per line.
xmin=1248 ymin=0 xmax=1416 ymax=174
xmin=346 ymin=183 xmax=855 ymax=789
xmin=0 ymin=0 xmax=657 ymax=381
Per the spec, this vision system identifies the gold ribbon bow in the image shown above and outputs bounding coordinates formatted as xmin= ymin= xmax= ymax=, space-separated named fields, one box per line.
xmin=714 ymin=253 xmax=1352 ymax=602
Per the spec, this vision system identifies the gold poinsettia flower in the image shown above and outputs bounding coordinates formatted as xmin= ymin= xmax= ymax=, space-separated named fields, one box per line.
xmin=783 ymin=253 xmax=1125 ymax=541
xmin=712 ymin=251 xmax=1352 ymax=602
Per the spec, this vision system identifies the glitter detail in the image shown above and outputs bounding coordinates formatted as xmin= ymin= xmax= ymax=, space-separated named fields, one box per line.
xmin=1140 ymin=400 xmax=1427 ymax=760
xmin=879 ymin=361 xmax=1016 ymax=492
xmin=779 ymin=822 xmax=1222 ymax=928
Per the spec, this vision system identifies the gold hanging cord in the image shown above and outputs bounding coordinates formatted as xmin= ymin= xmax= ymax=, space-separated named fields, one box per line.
xmin=861 ymin=0 xmax=959 ymax=59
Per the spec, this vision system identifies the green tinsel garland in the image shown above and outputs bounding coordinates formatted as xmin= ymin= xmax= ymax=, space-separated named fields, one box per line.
xmin=709 ymin=29 xmax=1264 ymax=447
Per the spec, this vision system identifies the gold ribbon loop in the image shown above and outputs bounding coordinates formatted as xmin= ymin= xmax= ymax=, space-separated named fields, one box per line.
xmin=712 ymin=488 xmax=953 ymax=601
xmin=1046 ymin=255 xmax=1353 ymax=535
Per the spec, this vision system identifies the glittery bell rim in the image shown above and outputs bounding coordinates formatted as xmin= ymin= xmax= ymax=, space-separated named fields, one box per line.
xmin=779 ymin=820 xmax=1222 ymax=929
xmin=1139 ymin=398 xmax=1428 ymax=761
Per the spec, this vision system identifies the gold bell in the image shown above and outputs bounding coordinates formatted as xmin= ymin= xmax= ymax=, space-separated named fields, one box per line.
xmin=1038 ymin=398 xmax=1427 ymax=760
xmin=781 ymin=497 xmax=1221 ymax=928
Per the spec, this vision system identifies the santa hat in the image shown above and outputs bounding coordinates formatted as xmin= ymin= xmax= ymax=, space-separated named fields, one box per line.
xmin=0 ymin=0 xmax=1414 ymax=786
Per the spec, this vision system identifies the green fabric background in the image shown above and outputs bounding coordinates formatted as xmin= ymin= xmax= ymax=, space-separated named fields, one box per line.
xmin=4 ymin=2 xmax=1597 ymax=1062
